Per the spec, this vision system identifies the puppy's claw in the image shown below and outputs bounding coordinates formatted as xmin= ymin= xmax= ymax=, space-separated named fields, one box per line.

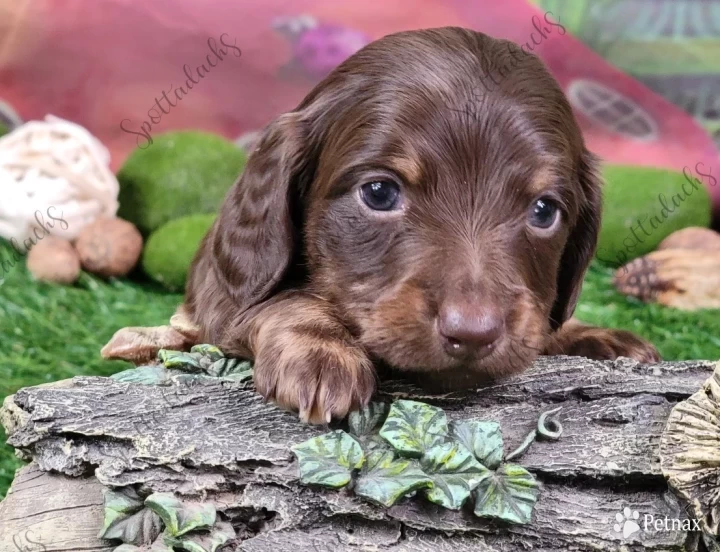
xmin=253 ymin=338 xmax=376 ymax=425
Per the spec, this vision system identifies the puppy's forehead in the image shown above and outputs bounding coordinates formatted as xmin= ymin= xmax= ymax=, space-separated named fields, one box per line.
xmin=337 ymin=93 xmax=566 ymax=190
xmin=312 ymin=28 xmax=579 ymax=197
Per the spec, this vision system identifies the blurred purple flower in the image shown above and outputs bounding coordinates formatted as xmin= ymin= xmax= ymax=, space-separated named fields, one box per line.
xmin=292 ymin=24 xmax=370 ymax=79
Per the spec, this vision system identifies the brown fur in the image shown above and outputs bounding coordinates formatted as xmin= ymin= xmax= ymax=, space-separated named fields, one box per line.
xmin=185 ymin=27 xmax=659 ymax=423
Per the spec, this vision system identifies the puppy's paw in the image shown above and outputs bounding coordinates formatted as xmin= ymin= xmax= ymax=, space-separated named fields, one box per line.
xmin=254 ymin=336 xmax=376 ymax=424
xmin=555 ymin=326 xmax=661 ymax=364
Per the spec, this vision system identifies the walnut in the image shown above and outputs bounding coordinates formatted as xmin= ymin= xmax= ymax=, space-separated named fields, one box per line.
xmin=26 ymin=236 xmax=81 ymax=284
xmin=74 ymin=217 xmax=143 ymax=278
xmin=657 ymin=227 xmax=720 ymax=252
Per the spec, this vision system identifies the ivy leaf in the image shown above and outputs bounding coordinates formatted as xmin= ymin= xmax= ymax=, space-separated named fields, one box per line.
xmin=101 ymin=486 xmax=144 ymax=516
xmin=450 ymin=420 xmax=504 ymax=469
xmin=190 ymin=344 xmax=225 ymax=361
xmin=99 ymin=488 xmax=162 ymax=545
xmin=102 ymin=509 xmax=163 ymax=545
xmin=206 ymin=358 xmax=253 ymax=381
xmin=145 ymin=493 xmax=216 ymax=537
xmin=420 ymin=442 xmax=491 ymax=510
xmin=362 ymin=434 xmax=395 ymax=453
xmin=114 ymin=542 xmax=172 ymax=552
xmin=291 ymin=430 xmax=364 ymax=488
xmin=157 ymin=350 xmax=203 ymax=372
xmin=473 ymin=464 xmax=540 ymax=525
xmin=379 ymin=400 xmax=449 ymax=458
xmin=150 ymin=542 xmax=174 ymax=552
xmin=111 ymin=365 xmax=172 ymax=385
xmin=164 ymin=520 xmax=235 ymax=552
xmin=354 ymin=450 xmax=433 ymax=507
xmin=348 ymin=402 xmax=389 ymax=437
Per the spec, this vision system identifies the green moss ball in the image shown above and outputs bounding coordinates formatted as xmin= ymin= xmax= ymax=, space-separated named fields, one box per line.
xmin=596 ymin=165 xmax=711 ymax=267
xmin=142 ymin=214 xmax=216 ymax=291
xmin=117 ymin=131 xmax=246 ymax=236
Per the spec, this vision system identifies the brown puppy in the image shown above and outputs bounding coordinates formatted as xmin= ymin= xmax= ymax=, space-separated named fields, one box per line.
xmin=185 ymin=27 xmax=659 ymax=423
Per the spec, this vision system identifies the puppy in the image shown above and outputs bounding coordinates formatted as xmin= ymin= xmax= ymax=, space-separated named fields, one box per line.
xmin=185 ymin=27 xmax=659 ymax=423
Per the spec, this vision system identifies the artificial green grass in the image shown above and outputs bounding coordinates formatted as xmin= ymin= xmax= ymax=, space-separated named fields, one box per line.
xmin=0 ymin=246 xmax=719 ymax=499
xmin=576 ymin=263 xmax=720 ymax=361
xmin=0 ymin=240 xmax=182 ymax=498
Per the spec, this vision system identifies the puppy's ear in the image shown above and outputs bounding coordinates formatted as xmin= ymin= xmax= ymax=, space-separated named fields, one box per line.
xmin=207 ymin=112 xmax=312 ymax=312
xmin=549 ymin=150 xmax=602 ymax=330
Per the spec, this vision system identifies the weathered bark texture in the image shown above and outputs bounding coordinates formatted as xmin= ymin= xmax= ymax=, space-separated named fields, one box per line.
xmin=0 ymin=355 xmax=716 ymax=551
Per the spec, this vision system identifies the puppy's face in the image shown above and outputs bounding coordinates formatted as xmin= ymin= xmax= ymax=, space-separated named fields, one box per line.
xmin=296 ymin=29 xmax=601 ymax=386
xmin=194 ymin=28 xmax=601 ymax=389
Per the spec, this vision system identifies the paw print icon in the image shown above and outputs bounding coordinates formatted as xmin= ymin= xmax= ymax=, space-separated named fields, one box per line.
xmin=614 ymin=507 xmax=641 ymax=539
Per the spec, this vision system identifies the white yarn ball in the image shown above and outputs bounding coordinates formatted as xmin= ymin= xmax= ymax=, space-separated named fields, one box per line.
xmin=0 ymin=115 xmax=119 ymax=243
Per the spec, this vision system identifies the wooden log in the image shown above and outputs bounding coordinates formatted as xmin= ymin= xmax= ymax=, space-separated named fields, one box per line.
xmin=0 ymin=355 xmax=716 ymax=551
xmin=0 ymin=463 xmax=111 ymax=552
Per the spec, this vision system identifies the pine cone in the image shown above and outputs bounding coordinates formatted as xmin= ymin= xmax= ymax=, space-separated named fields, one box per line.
xmin=614 ymin=249 xmax=720 ymax=310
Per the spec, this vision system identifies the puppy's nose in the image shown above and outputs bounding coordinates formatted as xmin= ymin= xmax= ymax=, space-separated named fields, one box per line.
xmin=437 ymin=303 xmax=505 ymax=359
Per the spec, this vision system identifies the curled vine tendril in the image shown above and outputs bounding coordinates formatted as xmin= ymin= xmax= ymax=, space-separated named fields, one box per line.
xmin=505 ymin=406 xmax=563 ymax=462
xmin=538 ymin=406 xmax=563 ymax=440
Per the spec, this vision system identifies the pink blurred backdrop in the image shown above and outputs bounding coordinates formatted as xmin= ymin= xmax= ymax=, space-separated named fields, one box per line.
xmin=0 ymin=0 xmax=718 ymax=212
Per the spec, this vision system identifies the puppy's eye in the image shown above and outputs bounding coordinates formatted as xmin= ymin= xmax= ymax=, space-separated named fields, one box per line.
xmin=528 ymin=197 xmax=560 ymax=230
xmin=360 ymin=181 xmax=401 ymax=211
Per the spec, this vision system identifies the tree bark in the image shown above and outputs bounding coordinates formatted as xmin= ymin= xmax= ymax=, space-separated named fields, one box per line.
xmin=0 ymin=355 xmax=715 ymax=552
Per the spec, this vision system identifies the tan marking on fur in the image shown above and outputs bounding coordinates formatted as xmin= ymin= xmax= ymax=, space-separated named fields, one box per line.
xmin=528 ymin=166 xmax=556 ymax=196
xmin=388 ymin=155 xmax=423 ymax=184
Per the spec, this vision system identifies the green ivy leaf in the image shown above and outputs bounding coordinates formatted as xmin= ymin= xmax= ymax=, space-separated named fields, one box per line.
xmin=150 ymin=540 xmax=174 ymax=552
xmin=348 ymin=402 xmax=389 ymax=437
xmin=379 ymin=400 xmax=449 ymax=457
xmin=163 ymin=520 xmax=235 ymax=552
xmin=354 ymin=450 xmax=433 ymax=507
xmin=157 ymin=350 xmax=203 ymax=372
xmin=101 ymin=486 xmax=144 ymax=516
xmin=99 ymin=488 xmax=162 ymax=545
xmin=114 ymin=542 xmax=172 ymax=552
xmin=145 ymin=493 xmax=216 ymax=537
xmin=450 ymin=420 xmax=504 ymax=469
xmin=206 ymin=358 xmax=253 ymax=380
xmin=473 ymin=464 xmax=540 ymax=525
xmin=420 ymin=442 xmax=491 ymax=509
xmin=102 ymin=509 xmax=163 ymax=545
xmin=190 ymin=344 xmax=225 ymax=361
xmin=291 ymin=430 xmax=364 ymax=489
xmin=362 ymin=434 xmax=395 ymax=453
xmin=111 ymin=365 xmax=172 ymax=385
